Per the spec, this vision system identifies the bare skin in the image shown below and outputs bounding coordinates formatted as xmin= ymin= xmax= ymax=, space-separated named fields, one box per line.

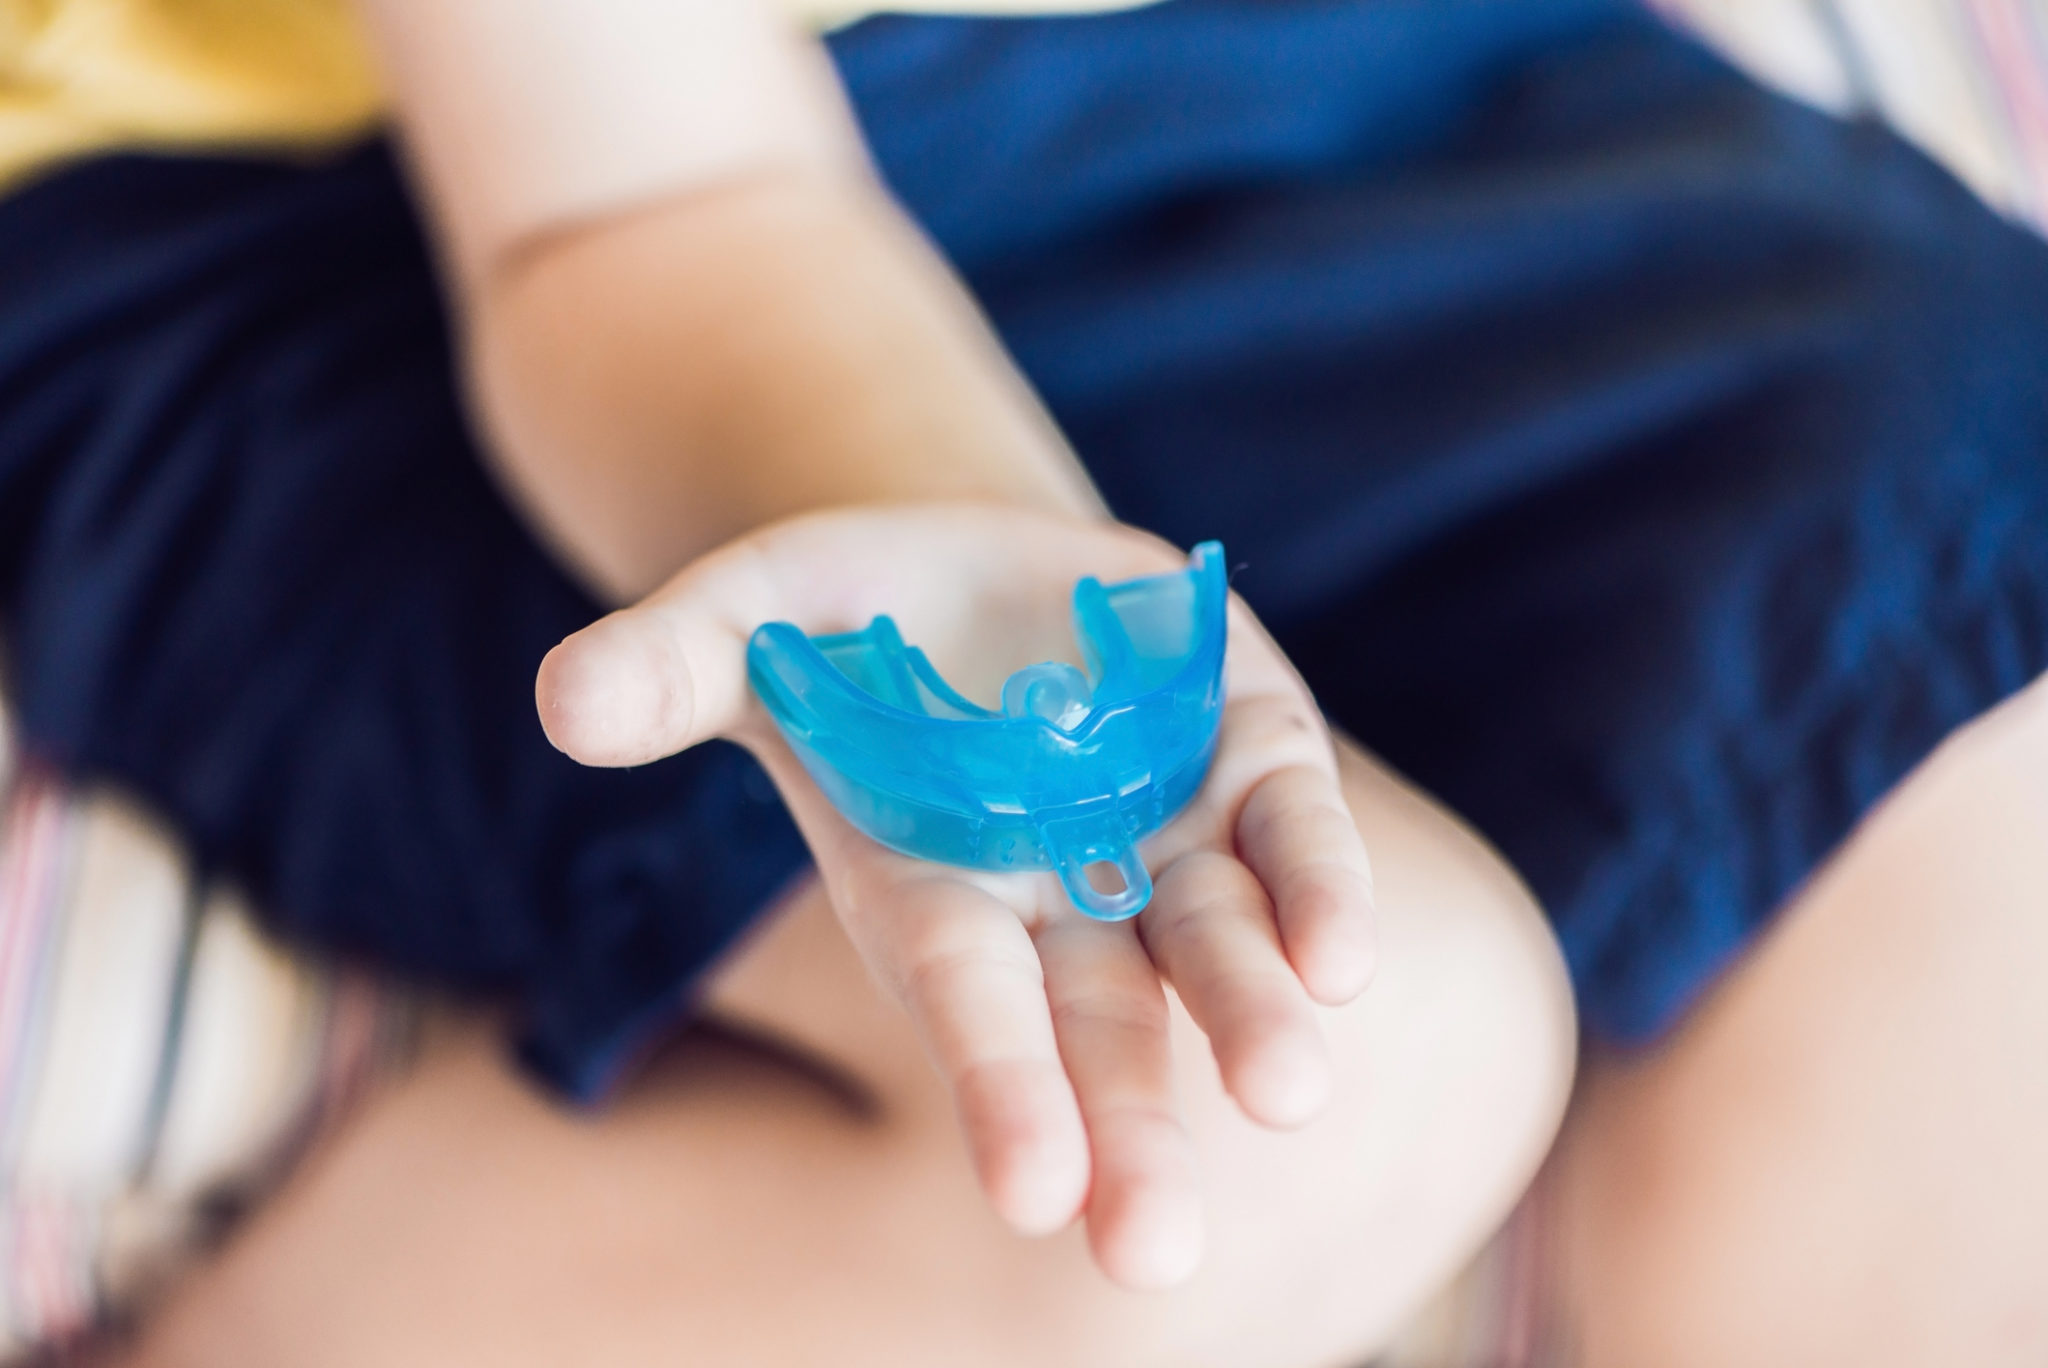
xmin=1558 ymin=670 xmax=2048 ymax=1366
xmin=363 ymin=0 xmax=1394 ymax=1291
xmin=532 ymin=504 xmax=1397 ymax=1286
xmin=126 ymin=737 xmax=1575 ymax=1368
xmin=123 ymin=663 xmax=2048 ymax=1368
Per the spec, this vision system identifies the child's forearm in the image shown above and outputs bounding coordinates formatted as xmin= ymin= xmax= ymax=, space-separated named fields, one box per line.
xmin=357 ymin=0 xmax=1102 ymax=602
xmin=466 ymin=173 xmax=1104 ymax=601
xmin=357 ymin=0 xmax=863 ymax=288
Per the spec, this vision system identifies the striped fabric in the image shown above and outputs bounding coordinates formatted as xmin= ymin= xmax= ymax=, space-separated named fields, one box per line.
xmin=1655 ymin=0 xmax=2048 ymax=232
xmin=0 ymin=2 xmax=2045 ymax=1360
xmin=0 ymin=697 xmax=424 ymax=1357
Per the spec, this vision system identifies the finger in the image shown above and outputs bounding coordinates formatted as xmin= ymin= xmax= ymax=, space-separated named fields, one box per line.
xmin=536 ymin=507 xmax=1193 ymax=769
xmin=1196 ymin=687 xmax=1338 ymax=816
xmin=741 ymin=732 xmax=1094 ymax=1237
xmin=1036 ymin=918 xmax=1203 ymax=1290
xmin=1236 ymin=764 xmax=1377 ymax=1005
xmin=1141 ymin=850 xmax=1331 ymax=1129
xmin=853 ymin=875 xmax=1090 ymax=1236
xmin=536 ymin=538 xmax=781 ymax=766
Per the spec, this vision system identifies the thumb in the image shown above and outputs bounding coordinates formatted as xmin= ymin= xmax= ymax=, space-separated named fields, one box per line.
xmin=537 ymin=540 xmax=779 ymax=767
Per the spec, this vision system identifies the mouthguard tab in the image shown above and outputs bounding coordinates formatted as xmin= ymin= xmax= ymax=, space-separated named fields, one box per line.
xmin=747 ymin=542 xmax=1228 ymax=920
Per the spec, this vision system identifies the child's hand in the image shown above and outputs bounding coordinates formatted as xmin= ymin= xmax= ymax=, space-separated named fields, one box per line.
xmin=537 ymin=505 xmax=1375 ymax=1288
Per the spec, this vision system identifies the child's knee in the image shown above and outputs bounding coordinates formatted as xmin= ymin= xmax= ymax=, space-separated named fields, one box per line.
xmin=1333 ymin=741 xmax=1577 ymax=1148
xmin=1168 ymin=745 xmax=1577 ymax=1364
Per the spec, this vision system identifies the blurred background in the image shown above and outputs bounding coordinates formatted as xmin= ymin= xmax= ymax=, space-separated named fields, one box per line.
xmin=0 ymin=0 xmax=2045 ymax=1356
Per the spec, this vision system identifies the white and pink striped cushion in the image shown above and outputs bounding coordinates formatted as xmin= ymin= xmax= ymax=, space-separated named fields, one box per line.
xmin=1656 ymin=0 xmax=2048 ymax=231
xmin=0 ymin=708 xmax=423 ymax=1356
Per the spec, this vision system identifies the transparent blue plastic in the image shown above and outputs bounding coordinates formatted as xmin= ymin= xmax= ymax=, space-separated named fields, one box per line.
xmin=747 ymin=542 xmax=1228 ymax=920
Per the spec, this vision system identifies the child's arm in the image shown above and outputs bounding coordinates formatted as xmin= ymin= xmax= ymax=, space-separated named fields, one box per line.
xmin=356 ymin=0 xmax=1374 ymax=1289
xmin=538 ymin=507 xmax=1378 ymax=1289
xmin=356 ymin=0 xmax=1100 ymax=602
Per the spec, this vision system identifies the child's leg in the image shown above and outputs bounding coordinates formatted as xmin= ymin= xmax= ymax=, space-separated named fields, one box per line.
xmin=121 ymin=737 xmax=1575 ymax=1368
xmin=1559 ymin=670 xmax=2048 ymax=1365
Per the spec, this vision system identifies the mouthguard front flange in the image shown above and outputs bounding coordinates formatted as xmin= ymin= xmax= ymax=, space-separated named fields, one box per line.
xmin=747 ymin=542 xmax=1227 ymax=919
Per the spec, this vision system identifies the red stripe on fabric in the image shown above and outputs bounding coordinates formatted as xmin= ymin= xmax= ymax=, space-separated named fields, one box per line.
xmin=314 ymin=969 xmax=398 ymax=1141
xmin=0 ymin=778 xmax=43 ymax=1015
xmin=27 ymin=1199 xmax=60 ymax=1339
xmin=18 ymin=1199 xmax=64 ymax=1345
xmin=0 ymin=775 xmax=65 ymax=1119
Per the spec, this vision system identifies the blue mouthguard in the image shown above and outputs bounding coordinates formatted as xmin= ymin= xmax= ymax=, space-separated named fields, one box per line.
xmin=747 ymin=542 xmax=1228 ymax=920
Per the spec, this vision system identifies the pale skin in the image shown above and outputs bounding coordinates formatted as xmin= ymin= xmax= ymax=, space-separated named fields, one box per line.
xmin=365 ymin=0 xmax=1396 ymax=1289
xmin=127 ymin=671 xmax=2048 ymax=1367
xmin=117 ymin=0 xmax=2048 ymax=1361
xmin=541 ymin=505 xmax=1386 ymax=1285
xmin=126 ymin=738 xmax=1575 ymax=1368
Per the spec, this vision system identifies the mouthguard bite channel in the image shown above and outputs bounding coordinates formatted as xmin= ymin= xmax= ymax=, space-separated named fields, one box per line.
xmin=746 ymin=542 xmax=1227 ymax=919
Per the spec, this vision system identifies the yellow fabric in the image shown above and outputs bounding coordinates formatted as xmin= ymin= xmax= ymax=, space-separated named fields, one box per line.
xmin=0 ymin=0 xmax=1150 ymax=194
xmin=0 ymin=0 xmax=382 ymax=191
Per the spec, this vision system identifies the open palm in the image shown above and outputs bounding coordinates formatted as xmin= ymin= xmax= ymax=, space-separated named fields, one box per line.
xmin=537 ymin=505 xmax=1375 ymax=1288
